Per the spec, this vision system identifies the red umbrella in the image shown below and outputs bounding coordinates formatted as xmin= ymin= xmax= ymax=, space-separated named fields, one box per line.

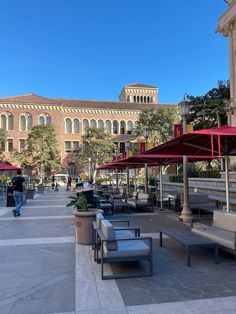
xmin=0 ymin=164 xmax=21 ymax=171
xmin=144 ymin=125 xmax=235 ymax=212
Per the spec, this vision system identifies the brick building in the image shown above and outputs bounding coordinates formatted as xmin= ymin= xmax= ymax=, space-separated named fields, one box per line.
xmin=0 ymin=83 xmax=175 ymax=175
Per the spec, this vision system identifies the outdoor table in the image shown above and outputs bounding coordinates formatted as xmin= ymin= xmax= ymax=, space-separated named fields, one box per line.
xmin=159 ymin=228 xmax=219 ymax=267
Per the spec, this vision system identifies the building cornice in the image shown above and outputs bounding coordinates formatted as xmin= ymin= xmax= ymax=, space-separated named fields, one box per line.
xmin=0 ymin=103 xmax=141 ymax=115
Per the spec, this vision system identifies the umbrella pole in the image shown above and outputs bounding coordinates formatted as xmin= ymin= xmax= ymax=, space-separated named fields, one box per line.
xmin=126 ymin=167 xmax=129 ymax=195
xmin=225 ymin=155 xmax=230 ymax=213
xmin=159 ymin=165 xmax=163 ymax=210
xmin=134 ymin=168 xmax=137 ymax=192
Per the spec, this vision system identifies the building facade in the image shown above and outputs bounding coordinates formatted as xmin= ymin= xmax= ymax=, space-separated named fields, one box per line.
xmin=0 ymin=83 xmax=175 ymax=174
xmin=218 ymin=0 xmax=236 ymax=125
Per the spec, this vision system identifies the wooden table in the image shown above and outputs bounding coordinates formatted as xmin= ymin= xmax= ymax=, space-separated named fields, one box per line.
xmin=159 ymin=228 xmax=219 ymax=267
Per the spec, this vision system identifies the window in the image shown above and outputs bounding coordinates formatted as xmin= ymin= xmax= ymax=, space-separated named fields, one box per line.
xmin=74 ymin=119 xmax=79 ymax=133
xmin=127 ymin=121 xmax=133 ymax=134
xmin=90 ymin=119 xmax=96 ymax=128
xmin=68 ymin=164 xmax=76 ymax=176
xmin=83 ymin=119 xmax=89 ymax=134
xmin=0 ymin=112 xmax=13 ymax=130
xmin=7 ymin=139 xmax=13 ymax=152
xmin=98 ymin=120 xmax=104 ymax=129
xmin=20 ymin=115 xmax=26 ymax=131
xmin=134 ymin=96 xmax=136 ymax=102
xmin=19 ymin=139 xmax=26 ymax=151
xmin=65 ymin=118 xmax=72 ymax=133
xmin=65 ymin=141 xmax=72 ymax=153
xmin=134 ymin=121 xmax=140 ymax=129
xmin=120 ymin=142 xmax=125 ymax=153
xmin=105 ymin=120 xmax=111 ymax=134
xmin=73 ymin=141 xmax=79 ymax=153
xmin=38 ymin=113 xmax=51 ymax=125
xmin=19 ymin=113 xmax=32 ymax=131
xmin=0 ymin=141 xmax=5 ymax=152
xmin=113 ymin=120 xmax=118 ymax=134
xmin=120 ymin=120 xmax=125 ymax=134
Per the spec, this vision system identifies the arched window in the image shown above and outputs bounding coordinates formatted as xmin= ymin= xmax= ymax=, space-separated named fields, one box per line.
xmin=8 ymin=114 xmax=13 ymax=130
xmin=98 ymin=120 xmax=104 ymax=129
xmin=27 ymin=115 xmax=32 ymax=130
xmin=147 ymin=96 xmax=150 ymax=103
xmin=0 ymin=112 xmax=13 ymax=130
xmin=105 ymin=120 xmax=111 ymax=134
xmin=90 ymin=119 xmax=96 ymax=128
xmin=38 ymin=113 xmax=51 ymax=125
xmin=83 ymin=119 xmax=89 ymax=134
xmin=134 ymin=96 xmax=136 ymax=102
xmin=137 ymin=96 xmax=140 ymax=103
xmin=113 ymin=120 xmax=118 ymax=134
xmin=120 ymin=120 xmax=125 ymax=134
xmin=74 ymin=119 xmax=79 ymax=133
xmin=20 ymin=115 xmax=26 ymax=131
xmin=46 ymin=115 xmax=51 ymax=125
xmin=127 ymin=121 xmax=133 ymax=134
xmin=144 ymin=96 xmax=146 ymax=103
xmin=140 ymin=96 xmax=143 ymax=103
xmin=19 ymin=113 xmax=32 ymax=131
xmin=134 ymin=121 xmax=140 ymax=129
xmin=65 ymin=118 xmax=72 ymax=133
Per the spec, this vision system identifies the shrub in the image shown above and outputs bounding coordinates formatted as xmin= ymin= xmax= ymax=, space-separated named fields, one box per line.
xmin=199 ymin=170 xmax=221 ymax=178
xmin=169 ymin=175 xmax=183 ymax=183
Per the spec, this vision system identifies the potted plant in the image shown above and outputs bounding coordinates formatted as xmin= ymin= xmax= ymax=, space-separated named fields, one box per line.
xmin=67 ymin=192 xmax=102 ymax=245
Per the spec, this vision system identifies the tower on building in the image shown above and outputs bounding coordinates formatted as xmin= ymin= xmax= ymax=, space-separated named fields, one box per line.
xmin=119 ymin=83 xmax=158 ymax=104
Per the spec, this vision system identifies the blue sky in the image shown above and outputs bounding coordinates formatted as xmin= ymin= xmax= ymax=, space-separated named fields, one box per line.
xmin=0 ymin=0 xmax=229 ymax=104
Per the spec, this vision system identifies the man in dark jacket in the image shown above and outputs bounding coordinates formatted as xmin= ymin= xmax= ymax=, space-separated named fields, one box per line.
xmin=12 ymin=169 xmax=26 ymax=217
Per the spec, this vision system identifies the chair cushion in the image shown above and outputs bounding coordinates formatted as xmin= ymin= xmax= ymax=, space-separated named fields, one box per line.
xmin=127 ymin=200 xmax=136 ymax=208
xmin=192 ymin=225 xmax=236 ymax=250
xmin=103 ymin=239 xmax=150 ymax=258
xmin=115 ymin=230 xmax=134 ymax=238
xmin=101 ymin=220 xmax=118 ymax=251
xmin=138 ymin=193 xmax=149 ymax=201
xmin=213 ymin=211 xmax=236 ymax=232
xmin=96 ymin=213 xmax=104 ymax=229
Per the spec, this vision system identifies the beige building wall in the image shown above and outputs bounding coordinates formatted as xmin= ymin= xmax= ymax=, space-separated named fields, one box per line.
xmin=218 ymin=0 xmax=236 ymax=125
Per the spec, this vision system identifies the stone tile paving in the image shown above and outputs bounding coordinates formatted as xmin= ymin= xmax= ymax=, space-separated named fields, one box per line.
xmin=0 ymin=189 xmax=75 ymax=314
xmin=113 ymin=212 xmax=236 ymax=307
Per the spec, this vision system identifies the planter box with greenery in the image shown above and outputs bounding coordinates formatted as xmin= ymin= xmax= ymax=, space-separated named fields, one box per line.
xmin=67 ymin=192 xmax=102 ymax=245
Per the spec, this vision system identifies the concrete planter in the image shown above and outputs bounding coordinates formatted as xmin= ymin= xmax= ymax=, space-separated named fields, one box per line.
xmin=38 ymin=186 xmax=44 ymax=194
xmin=26 ymin=188 xmax=35 ymax=199
xmin=74 ymin=209 xmax=102 ymax=245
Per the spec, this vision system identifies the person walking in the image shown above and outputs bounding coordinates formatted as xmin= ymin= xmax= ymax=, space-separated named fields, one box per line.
xmin=12 ymin=169 xmax=26 ymax=217
xmin=67 ymin=175 xmax=72 ymax=190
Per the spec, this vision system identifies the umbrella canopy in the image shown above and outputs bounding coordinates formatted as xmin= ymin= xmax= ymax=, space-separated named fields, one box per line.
xmin=0 ymin=164 xmax=21 ymax=171
xmin=145 ymin=125 xmax=236 ymax=156
xmin=144 ymin=125 xmax=236 ymax=212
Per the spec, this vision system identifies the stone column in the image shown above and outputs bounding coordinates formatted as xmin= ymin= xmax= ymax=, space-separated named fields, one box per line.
xmin=218 ymin=0 xmax=236 ymax=125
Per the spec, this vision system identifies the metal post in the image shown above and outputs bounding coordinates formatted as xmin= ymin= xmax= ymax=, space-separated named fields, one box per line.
xmin=225 ymin=155 xmax=230 ymax=212
xmin=145 ymin=140 xmax=149 ymax=194
xmin=179 ymin=114 xmax=192 ymax=222
xmin=159 ymin=164 xmax=163 ymax=210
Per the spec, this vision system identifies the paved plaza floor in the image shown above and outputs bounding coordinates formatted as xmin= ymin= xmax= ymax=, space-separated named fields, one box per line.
xmin=1 ymin=188 xmax=236 ymax=313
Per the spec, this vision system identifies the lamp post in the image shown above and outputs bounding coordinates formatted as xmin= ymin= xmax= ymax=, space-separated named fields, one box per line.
xmin=88 ymin=157 xmax=92 ymax=181
xmin=114 ymin=146 xmax=119 ymax=189
xmin=178 ymin=99 xmax=192 ymax=222
xmin=126 ymin=141 xmax=131 ymax=194
xmin=143 ymin=126 xmax=150 ymax=194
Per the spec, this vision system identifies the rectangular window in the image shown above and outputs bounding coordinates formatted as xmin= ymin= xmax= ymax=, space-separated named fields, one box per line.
xmin=120 ymin=142 xmax=125 ymax=153
xmin=73 ymin=141 xmax=79 ymax=156
xmin=73 ymin=141 xmax=79 ymax=152
xmin=65 ymin=141 xmax=72 ymax=153
xmin=7 ymin=139 xmax=13 ymax=152
xmin=19 ymin=139 xmax=26 ymax=151
xmin=0 ymin=141 xmax=5 ymax=152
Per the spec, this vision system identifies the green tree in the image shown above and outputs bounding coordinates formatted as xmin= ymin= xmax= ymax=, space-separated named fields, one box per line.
xmin=78 ymin=127 xmax=115 ymax=180
xmin=187 ymin=80 xmax=231 ymax=130
xmin=136 ymin=107 xmax=180 ymax=145
xmin=0 ymin=128 xmax=7 ymax=159
xmin=13 ymin=125 xmax=61 ymax=182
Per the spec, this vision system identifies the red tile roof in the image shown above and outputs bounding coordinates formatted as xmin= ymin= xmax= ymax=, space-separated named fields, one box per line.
xmin=0 ymin=94 xmax=176 ymax=110
xmin=0 ymin=94 xmax=60 ymax=105
xmin=124 ymin=83 xmax=158 ymax=89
